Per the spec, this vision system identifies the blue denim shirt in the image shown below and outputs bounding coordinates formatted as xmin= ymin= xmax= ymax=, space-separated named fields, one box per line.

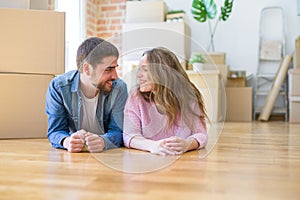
xmin=46 ymin=70 xmax=128 ymax=150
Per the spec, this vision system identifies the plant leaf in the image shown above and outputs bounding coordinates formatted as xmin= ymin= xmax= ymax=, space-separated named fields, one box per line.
xmin=191 ymin=0 xmax=217 ymax=22
xmin=191 ymin=0 xmax=207 ymax=22
xmin=203 ymin=0 xmax=217 ymax=19
xmin=220 ymin=0 xmax=234 ymax=21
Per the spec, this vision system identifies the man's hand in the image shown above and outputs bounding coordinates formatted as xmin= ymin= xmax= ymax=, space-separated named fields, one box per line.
xmin=63 ymin=129 xmax=86 ymax=153
xmin=84 ymin=132 xmax=105 ymax=153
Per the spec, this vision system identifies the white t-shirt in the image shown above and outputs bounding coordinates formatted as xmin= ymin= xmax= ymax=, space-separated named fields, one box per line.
xmin=80 ymin=90 xmax=101 ymax=134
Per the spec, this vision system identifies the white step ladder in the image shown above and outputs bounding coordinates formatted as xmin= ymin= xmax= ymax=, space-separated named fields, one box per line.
xmin=253 ymin=6 xmax=288 ymax=120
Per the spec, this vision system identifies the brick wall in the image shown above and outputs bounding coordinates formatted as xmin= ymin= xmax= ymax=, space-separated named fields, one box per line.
xmin=86 ymin=0 xmax=98 ymax=37
xmin=86 ymin=0 xmax=125 ymax=44
xmin=49 ymin=0 xmax=126 ymax=75
xmin=49 ymin=0 xmax=126 ymax=42
xmin=86 ymin=0 xmax=126 ymax=76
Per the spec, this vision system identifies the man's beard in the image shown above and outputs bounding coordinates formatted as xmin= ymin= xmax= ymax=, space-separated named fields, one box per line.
xmin=93 ymin=80 xmax=113 ymax=93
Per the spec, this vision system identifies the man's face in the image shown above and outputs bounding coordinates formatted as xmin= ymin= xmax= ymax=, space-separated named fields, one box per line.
xmin=89 ymin=56 xmax=119 ymax=93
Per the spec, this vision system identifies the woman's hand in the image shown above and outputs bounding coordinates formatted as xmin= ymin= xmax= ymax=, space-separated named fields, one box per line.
xmin=149 ymin=139 xmax=178 ymax=156
xmin=164 ymin=136 xmax=199 ymax=154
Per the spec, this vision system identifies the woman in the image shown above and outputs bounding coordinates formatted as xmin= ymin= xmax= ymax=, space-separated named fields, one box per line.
xmin=123 ymin=47 xmax=208 ymax=155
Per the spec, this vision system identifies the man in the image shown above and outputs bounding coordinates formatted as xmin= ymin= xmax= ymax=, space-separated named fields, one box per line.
xmin=46 ymin=37 xmax=128 ymax=153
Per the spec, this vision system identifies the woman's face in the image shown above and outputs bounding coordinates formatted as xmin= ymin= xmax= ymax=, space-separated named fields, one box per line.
xmin=137 ymin=54 xmax=155 ymax=92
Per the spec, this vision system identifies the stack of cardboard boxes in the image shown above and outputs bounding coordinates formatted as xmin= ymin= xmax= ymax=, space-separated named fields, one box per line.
xmin=225 ymin=70 xmax=252 ymax=122
xmin=188 ymin=52 xmax=228 ymax=122
xmin=0 ymin=9 xmax=65 ymax=138
xmin=123 ymin=0 xmax=190 ymax=66
xmin=188 ymin=52 xmax=253 ymax=122
xmin=125 ymin=0 xmax=166 ymax=23
xmin=289 ymin=36 xmax=300 ymax=123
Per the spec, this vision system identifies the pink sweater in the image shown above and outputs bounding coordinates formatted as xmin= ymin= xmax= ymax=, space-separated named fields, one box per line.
xmin=123 ymin=91 xmax=208 ymax=149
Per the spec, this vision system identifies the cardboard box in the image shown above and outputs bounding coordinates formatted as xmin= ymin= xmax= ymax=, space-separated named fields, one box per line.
xmin=203 ymin=52 xmax=226 ymax=65
xmin=296 ymin=36 xmax=300 ymax=48
xmin=0 ymin=0 xmax=29 ymax=9
xmin=0 ymin=73 xmax=54 ymax=138
xmin=288 ymin=69 xmax=300 ymax=95
xmin=125 ymin=1 xmax=166 ymax=23
xmin=122 ymin=21 xmax=190 ymax=61
xmin=187 ymin=70 xmax=220 ymax=88
xmin=294 ymin=48 xmax=300 ymax=69
xmin=226 ymin=77 xmax=246 ymax=87
xmin=226 ymin=70 xmax=246 ymax=87
xmin=187 ymin=70 xmax=224 ymax=122
xmin=201 ymin=64 xmax=229 ymax=84
xmin=0 ymin=9 xmax=65 ymax=75
xmin=225 ymin=87 xmax=252 ymax=122
xmin=228 ymin=70 xmax=246 ymax=77
xmin=289 ymin=96 xmax=300 ymax=123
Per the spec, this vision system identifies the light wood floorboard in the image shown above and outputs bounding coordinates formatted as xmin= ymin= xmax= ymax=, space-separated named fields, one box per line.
xmin=0 ymin=122 xmax=300 ymax=200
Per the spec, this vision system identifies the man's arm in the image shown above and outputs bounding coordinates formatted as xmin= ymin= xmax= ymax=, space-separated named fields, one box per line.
xmin=46 ymin=79 xmax=71 ymax=149
xmin=100 ymin=80 xmax=128 ymax=150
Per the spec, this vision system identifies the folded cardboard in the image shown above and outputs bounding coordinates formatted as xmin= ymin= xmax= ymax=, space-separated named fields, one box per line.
xmin=225 ymin=87 xmax=252 ymax=122
xmin=258 ymin=55 xmax=291 ymax=121
xmin=125 ymin=1 xmax=166 ymax=23
xmin=289 ymin=96 xmax=300 ymax=123
xmin=0 ymin=8 xmax=65 ymax=75
xmin=288 ymin=69 xmax=300 ymax=96
xmin=0 ymin=73 xmax=54 ymax=138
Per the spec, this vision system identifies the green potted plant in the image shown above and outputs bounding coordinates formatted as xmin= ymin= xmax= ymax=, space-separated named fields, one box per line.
xmin=189 ymin=53 xmax=206 ymax=71
xmin=191 ymin=0 xmax=234 ymax=52
xmin=166 ymin=10 xmax=186 ymax=22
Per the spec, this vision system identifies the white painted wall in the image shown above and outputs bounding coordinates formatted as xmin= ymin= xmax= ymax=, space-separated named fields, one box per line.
xmin=164 ymin=0 xmax=300 ymax=75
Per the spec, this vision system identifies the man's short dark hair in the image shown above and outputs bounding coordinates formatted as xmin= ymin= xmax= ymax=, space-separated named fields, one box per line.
xmin=76 ymin=37 xmax=119 ymax=72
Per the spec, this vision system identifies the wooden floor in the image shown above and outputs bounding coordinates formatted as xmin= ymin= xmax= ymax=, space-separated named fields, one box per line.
xmin=0 ymin=122 xmax=300 ymax=200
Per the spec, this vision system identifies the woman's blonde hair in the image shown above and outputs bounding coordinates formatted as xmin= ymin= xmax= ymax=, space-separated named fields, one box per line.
xmin=138 ymin=47 xmax=209 ymax=130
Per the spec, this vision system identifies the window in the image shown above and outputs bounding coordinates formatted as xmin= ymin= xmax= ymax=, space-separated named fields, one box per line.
xmin=55 ymin=0 xmax=85 ymax=72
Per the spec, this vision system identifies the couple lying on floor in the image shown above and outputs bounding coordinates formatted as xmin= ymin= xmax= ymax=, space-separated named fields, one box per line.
xmin=46 ymin=37 xmax=208 ymax=156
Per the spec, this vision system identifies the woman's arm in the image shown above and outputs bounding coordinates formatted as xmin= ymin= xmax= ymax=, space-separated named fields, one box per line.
xmin=129 ymin=136 xmax=177 ymax=156
xmin=123 ymin=92 xmax=177 ymax=155
xmin=164 ymin=104 xmax=207 ymax=153
xmin=164 ymin=136 xmax=199 ymax=154
xmin=189 ymin=103 xmax=208 ymax=150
